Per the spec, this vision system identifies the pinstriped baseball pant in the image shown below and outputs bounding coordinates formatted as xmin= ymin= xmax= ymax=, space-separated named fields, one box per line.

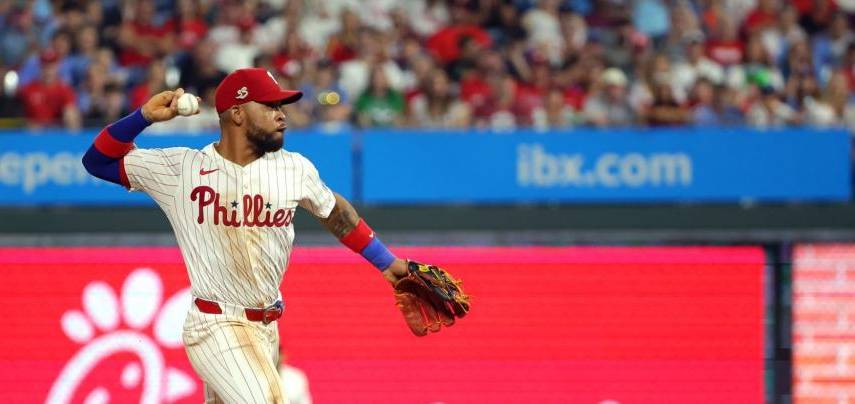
xmin=183 ymin=302 xmax=287 ymax=404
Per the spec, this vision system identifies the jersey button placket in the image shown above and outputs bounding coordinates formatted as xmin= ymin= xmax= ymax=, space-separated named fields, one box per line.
xmin=240 ymin=172 xmax=258 ymax=283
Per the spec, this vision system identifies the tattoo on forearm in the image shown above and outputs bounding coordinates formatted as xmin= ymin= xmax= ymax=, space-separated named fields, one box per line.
xmin=320 ymin=194 xmax=359 ymax=238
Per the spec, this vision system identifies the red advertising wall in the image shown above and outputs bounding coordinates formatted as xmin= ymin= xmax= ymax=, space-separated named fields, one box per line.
xmin=794 ymin=244 xmax=855 ymax=403
xmin=0 ymin=246 xmax=764 ymax=403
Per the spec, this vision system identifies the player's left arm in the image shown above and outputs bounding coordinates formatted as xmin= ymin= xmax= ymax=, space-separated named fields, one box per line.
xmin=318 ymin=193 xmax=408 ymax=285
xmin=302 ymin=162 xmax=469 ymax=335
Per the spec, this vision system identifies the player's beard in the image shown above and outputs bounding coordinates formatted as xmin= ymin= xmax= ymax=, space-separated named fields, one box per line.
xmin=246 ymin=120 xmax=283 ymax=154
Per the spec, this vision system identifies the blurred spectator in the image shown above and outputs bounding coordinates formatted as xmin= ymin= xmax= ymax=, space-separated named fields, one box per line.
xmin=689 ymin=78 xmax=720 ymax=126
xmin=130 ymin=60 xmax=167 ymax=110
xmin=425 ymin=6 xmax=491 ymax=65
xmin=532 ymin=88 xmax=579 ymax=130
xmin=407 ymin=68 xmax=470 ymax=128
xmin=397 ymin=37 xmax=436 ymax=94
xmin=215 ymin=18 xmax=260 ymax=73
xmin=207 ymin=0 xmax=244 ymax=46
xmin=644 ymin=81 xmax=691 ymax=126
xmin=324 ymin=9 xmax=361 ymax=64
xmin=253 ymin=5 xmax=286 ymax=52
xmin=629 ymin=53 xmax=671 ymax=113
xmin=688 ymin=78 xmax=743 ymax=126
xmin=116 ymin=0 xmax=172 ymax=68
xmin=787 ymin=73 xmax=839 ymax=127
xmin=0 ymin=7 xmax=39 ymax=68
xmin=77 ymin=64 xmax=123 ymax=126
xmin=472 ymin=71 xmax=518 ymax=131
xmin=799 ymin=0 xmax=837 ymax=35
xmin=826 ymin=71 xmax=855 ymax=127
xmin=293 ymin=2 xmax=341 ymax=53
xmin=459 ymin=48 xmax=503 ymax=107
xmin=164 ymin=0 xmax=209 ymax=53
xmin=783 ymin=39 xmax=815 ymax=79
xmin=522 ymin=0 xmax=563 ymax=65
xmin=66 ymin=26 xmax=100 ymax=88
xmin=811 ymin=12 xmax=853 ymax=74
xmin=17 ymin=50 xmax=80 ymax=129
xmin=560 ymin=12 xmax=588 ymax=56
xmin=339 ymin=27 xmax=404 ymax=101
xmin=712 ymin=85 xmax=746 ymax=125
xmin=672 ymin=34 xmax=724 ymax=97
xmin=705 ymin=13 xmax=744 ymax=67
xmin=842 ymin=43 xmax=855 ymax=90
xmin=632 ymin=0 xmax=669 ymax=43
xmin=760 ymin=5 xmax=807 ymax=66
xmin=401 ymin=0 xmax=450 ymax=38
xmin=355 ymin=65 xmax=404 ymax=127
xmin=746 ymin=86 xmax=799 ymax=127
xmin=660 ymin=2 xmax=700 ymax=61
xmin=271 ymin=33 xmax=311 ymax=78
xmin=730 ymin=34 xmax=785 ymax=90
xmin=301 ymin=61 xmax=352 ymax=132
xmin=742 ymin=0 xmax=779 ymax=36
xmin=513 ymin=58 xmax=554 ymax=126
xmin=584 ymin=67 xmax=635 ymax=127
xmin=178 ymin=39 xmax=227 ymax=97
xmin=18 ymin=30 xmax=74 ymax=86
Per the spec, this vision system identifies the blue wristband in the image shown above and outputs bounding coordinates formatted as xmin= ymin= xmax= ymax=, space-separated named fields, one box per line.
xmin=108 ymin=108 xmax=151 ymax=142
xmin=361 ymin=237 xmax=396 ymax=271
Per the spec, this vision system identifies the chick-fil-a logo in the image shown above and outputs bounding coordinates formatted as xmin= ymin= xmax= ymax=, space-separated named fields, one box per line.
xmin=46 ymin=268 xmax=196 ymax=403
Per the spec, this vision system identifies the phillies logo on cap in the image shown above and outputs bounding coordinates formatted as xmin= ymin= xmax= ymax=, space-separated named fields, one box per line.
xmin=235 ymin=86 xmax=248 ymax=99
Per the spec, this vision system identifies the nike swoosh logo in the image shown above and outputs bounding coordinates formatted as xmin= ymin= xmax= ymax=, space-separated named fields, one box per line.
xmin=200 ymin=168 xmax=218 ymax=175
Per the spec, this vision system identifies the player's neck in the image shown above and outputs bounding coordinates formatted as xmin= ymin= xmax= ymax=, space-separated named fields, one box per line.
xmin=214 ymin=136 xmax=263 ymax=167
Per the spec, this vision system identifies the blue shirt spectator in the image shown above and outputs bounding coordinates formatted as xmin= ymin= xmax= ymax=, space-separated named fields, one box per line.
xmin=633 ymin=0 xmax=669 ymax=39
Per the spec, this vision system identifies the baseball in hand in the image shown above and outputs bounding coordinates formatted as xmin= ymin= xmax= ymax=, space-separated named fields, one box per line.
xmin=176 ymin=93 xmax=200 ymax=116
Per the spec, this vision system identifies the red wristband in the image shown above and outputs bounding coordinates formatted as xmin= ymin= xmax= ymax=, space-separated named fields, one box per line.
xmin=94 ymin=128 xmax=134 ymax=158
xmin=340 ymin=219 xmax=374 ymax=253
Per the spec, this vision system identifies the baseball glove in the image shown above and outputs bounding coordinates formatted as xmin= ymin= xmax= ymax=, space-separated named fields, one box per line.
xmin=393 ymin=260 xmax=470 ymax=336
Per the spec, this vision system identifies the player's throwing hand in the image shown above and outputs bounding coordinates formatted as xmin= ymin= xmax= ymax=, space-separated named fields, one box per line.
xmin=141 ymin=88 xmax=202 ymax=122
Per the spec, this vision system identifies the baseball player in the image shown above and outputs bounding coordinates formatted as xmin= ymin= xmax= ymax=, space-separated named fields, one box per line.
xmin=82 ymin=68 xmax=468 ymax=403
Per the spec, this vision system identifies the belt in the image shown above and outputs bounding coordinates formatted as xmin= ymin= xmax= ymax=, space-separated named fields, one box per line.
xmin=194 ymin=297 xmax=284 ymax=324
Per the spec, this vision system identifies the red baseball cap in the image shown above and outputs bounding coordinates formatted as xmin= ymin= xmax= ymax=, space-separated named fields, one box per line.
xmin=214 ymin=68 xmax=302 ymax=113
xmin=39 ymin=49 xmax=59 ymax=64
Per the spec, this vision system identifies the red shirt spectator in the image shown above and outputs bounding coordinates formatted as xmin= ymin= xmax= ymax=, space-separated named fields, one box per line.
xmin=513 ymin=63 xmax=553 ymax=124
xmin=325 ymin=10 xmax=361 ymax=64
xmin=19 ymin=82 xmax=76 ymax=126
xmin=742 ymin=1 xmax=778 ymax=34
xmin=164 ymin=18 xmax=207 ymax=51
xmin=117 ymin=1 xmax=171 ymax=66
xmin=163 ymin=0 xmax=208 ymax=51
xmin=706 ymin=40 xmax=744 ymax=66
xmin=426 ymin=25 xmax=492 ymax=64
xmin=18 ymin=53 xmax=78 ymax=127
xmin=460 ymin=74 xmax=491 ymax=105
xmin=272 ymin=34 xmax=312 ymax=77
xmin=563 ymin=86 xmax=587 ymax=111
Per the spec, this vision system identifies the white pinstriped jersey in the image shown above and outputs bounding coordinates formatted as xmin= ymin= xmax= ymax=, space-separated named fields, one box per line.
xmin=124 ymin=143 xmax=336 ymax=307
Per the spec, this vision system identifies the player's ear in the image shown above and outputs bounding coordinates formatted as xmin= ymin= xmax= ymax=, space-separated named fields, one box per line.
xmin=230 ymin=105 xmax=244 ymax=126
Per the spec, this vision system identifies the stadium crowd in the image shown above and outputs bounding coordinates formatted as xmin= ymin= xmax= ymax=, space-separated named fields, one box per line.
xmin=0 ymin=0 xmax=853 ymax=132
